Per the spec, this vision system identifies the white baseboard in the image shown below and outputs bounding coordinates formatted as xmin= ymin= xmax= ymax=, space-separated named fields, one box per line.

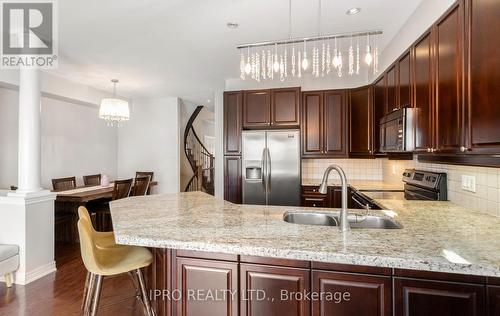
xmin=1 ymin=262 xmax=57 ymax=285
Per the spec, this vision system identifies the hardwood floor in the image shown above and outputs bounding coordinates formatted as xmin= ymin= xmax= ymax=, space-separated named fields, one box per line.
xmin=0 ymin=243 xmax=144 ymax=316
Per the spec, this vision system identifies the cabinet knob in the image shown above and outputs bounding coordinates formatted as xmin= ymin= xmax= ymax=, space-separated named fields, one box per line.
xmin=460 ymin=146 xmax=469 ymax=152
xmin=312 ymin=203 xmax=316 ymax=207
xmin=427 ymin=148 xmax=431 ymax=153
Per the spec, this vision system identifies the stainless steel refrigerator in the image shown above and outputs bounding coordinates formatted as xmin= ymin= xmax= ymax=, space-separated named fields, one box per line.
xmin=242 ymin=130 xmax=300 ymax=206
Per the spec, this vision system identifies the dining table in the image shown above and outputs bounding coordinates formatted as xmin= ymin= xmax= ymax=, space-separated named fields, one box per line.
xmin=53 ymin=181 xmax=158 ymax=242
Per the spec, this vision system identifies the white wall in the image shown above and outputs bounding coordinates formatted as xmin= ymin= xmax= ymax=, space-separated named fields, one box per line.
xmin=117 ymin=97 xmax=180 ymax=194
xmin=0 ymin=87 xmax=118 ymax=189
xmin=371 ymin=0 xmax=456 ymax=80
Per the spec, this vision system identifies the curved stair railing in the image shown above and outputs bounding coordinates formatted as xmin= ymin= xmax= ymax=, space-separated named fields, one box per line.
xmin=184 ymin=106 xmax=215 ymax=195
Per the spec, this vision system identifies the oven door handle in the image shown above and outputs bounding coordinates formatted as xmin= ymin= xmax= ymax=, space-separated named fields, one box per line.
xmin=405 ymin=190 xmax=433 ymax=201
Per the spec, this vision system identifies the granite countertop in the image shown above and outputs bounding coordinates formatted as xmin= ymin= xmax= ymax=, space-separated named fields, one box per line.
xmin=301 ymin=179 xmax=404 ymax=191
xmin=110 ymin=191 xmax=500 ymax=277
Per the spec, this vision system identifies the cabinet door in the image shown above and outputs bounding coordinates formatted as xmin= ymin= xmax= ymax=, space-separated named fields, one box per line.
xmin=434 ymin=4 xmax=463 ymax=153
xmin=349 ymin=86 xmax=373 ymax=156
xmin=240 ymin=264 xmax=310 ymax=316
xmin=175 ymin=257 xmax=238 ymax=316
xmin=387 ymin=66 xmax=397 ymax=112
xmin=312 ymin=270 xmax=392 ymax=316
xmin=413 ymin=31 xmax=434 ymax=153
xmin=398 ymin=51 xmax=412 ymax=108
xmin=243 ymin=90 xmax=271 ymax=128
xmin=373 ymin=76 xmax=387 ymax=153
xmin=224 ymin=156 xmax=241 ymax=204
xmin=488 ymin=286 xmax=500 ymax=316
xmin=465 ymin=0 xmax=500 ymax=154
xmin=394 ymin=278 xmax=485 ymax=316
xmin=324 ymin=90 xmax=348 ymax=157
xmin=302 ymin=92 xmax=324 ymax=156
xmin=271 ymin=87 xmax=300 ymax=127
xmin=224 ymin=91 xmax=242 ymax=155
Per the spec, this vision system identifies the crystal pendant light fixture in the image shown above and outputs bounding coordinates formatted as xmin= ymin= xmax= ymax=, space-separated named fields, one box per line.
xmin=99 ymin=79 xmax=130 ymax=127
xmin=236 ymin=0 xmax=382 ymax=81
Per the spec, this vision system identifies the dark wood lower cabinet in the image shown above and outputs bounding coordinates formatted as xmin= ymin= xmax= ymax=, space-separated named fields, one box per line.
xmin=394 ymin=277 xmax=485 ymax=316
xmin=240 ymin=264 xmax=310 ymax=316
xmin=488 ymin=286 xmax=500 ymax=316
xmin=148 ymin=249 xmax=495 ymax=316
xmin=224 ymin=156 xmax=242 ymax=204
xmin=312 ymin=270 xmax=391 ymax=316
xmin=174 ymin=257 xmax=239 ymax=316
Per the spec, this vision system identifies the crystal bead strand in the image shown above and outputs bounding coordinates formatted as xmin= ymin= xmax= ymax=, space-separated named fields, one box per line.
xmin=297 ymin=51 xmax=302 ymax=78
xmin=240 ymin=53 xmax=246 ymax=80
xmin=261 ymin=50 xmax=266 ymax=80
xmin=326 ymin=43 xmax=331 ymax=74
xmin=279 ymin=55 xmax=284 ymax=82
xmin=291 ymin=46 xmax=296 ymax=77
xmin=321 ymin=41 xmax=325 ymax=77
xmin=267 ymin=49 xmax=273 ymax=79
xmin=284 ymin=47 xmax=288 ymax=78
xmin=348 ymin=36 xmax=354 ymax=76
xmin=255 ymin=52 xmax=260 ymax=82
xmin=337 ymin=42 xmax=343 ymax=78
xmin=356 ymin=37 xmax=360 ymax=75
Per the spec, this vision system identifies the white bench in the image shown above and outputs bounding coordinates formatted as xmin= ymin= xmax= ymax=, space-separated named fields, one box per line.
xmin=0 ymin=244 xmax=19 ymax=287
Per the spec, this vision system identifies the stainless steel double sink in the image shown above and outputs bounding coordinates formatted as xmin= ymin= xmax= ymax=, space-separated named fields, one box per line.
xmin=283 ymin=211 xmax=402 ymax=229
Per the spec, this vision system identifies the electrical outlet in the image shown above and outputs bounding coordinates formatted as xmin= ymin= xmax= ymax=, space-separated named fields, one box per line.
xmin=461 ymin=175 xmax=476 ymax=193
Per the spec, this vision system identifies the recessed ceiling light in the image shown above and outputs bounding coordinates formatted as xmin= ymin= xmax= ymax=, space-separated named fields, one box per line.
xmin=346 ymin=7 xmax=361 ymax=15
xmin=226 ymin=22 xmax=239 ymax=29
xmin=206 ymin=99 xmax=211 ymax=103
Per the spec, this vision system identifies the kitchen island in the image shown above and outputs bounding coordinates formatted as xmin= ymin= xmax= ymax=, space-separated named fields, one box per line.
xmin=110 ymin=191 xmax=500 ymax=316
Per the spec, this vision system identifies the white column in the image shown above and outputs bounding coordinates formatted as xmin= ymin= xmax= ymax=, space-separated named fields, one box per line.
xmin=16 ymin=68 xmax=42 ymax=193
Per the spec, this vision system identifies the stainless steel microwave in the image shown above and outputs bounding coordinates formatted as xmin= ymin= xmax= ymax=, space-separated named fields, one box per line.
xmin=379 ymin=108 xmax=414 ymax=152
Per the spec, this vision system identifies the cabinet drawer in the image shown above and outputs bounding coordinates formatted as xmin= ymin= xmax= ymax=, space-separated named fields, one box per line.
xmin=302 ymin=186 xmax=323 ymax=195
xmin=302 ymin=196 xmax=327 ymax=208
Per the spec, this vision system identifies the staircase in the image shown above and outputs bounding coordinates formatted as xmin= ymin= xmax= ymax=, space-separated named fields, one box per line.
xmin=184 ymin=106 xmax=215 ymax=195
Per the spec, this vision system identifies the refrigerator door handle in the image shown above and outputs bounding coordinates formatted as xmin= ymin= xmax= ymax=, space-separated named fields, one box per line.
xmin=261 ymin=148 xmax=267 ymax=191
xmin=266 ymin=147 xmax=271 ymax=193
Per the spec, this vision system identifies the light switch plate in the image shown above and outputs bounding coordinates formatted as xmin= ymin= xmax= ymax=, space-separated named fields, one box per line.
xmin=461 ymin=175 xmax=476 ymax=193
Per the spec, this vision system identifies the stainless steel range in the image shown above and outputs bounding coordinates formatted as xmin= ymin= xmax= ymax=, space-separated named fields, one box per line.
xmin=402 ymin=169 xmax=447 ymax=201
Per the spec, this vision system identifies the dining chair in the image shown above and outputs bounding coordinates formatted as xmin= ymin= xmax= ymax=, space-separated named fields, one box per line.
xmin=131 ymin=176 xmax=151 ymax=196
xmin=112 ymin=178 xmax=134 ymax=200
xmin=83 ymin=174 xmax=101 ymax=186
xmin=77 ymin=218 xmax=153 ymax=316
xmin=52 ymin=176 xmax=77 ymax=191
xmin=135 ymin=172 xmax=154 ymax=194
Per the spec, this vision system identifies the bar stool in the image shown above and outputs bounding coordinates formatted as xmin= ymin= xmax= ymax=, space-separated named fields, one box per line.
xmin=77 ymin=213 xmax=154 ymax=316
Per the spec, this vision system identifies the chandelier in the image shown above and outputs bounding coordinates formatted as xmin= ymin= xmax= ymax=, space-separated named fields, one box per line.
xmin=237 ymin=0 xmax=381 ymax=82
xmin=99 ymin=79 xmax=130 ymax=126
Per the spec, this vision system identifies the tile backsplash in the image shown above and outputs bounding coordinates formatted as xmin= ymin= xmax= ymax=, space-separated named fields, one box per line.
xmin=382 ymin=157 xmax=500 ymax=217
xmin=302 ymin=159 xmax=383 ymax=180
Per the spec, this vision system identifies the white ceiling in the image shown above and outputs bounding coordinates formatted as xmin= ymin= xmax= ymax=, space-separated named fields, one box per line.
xmin=49 ymin=0 xmax=424 ymax=104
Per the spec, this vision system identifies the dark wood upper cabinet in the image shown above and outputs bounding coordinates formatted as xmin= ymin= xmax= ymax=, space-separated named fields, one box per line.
xmin=302 ymin=90 xmax=348 ymax=158
xmin=394 ymin=277 xmax=485 ymax=316
xmin=175 ymin=257 xmax=238 ymax=316
xmin=302 ymin=91 xmax=324 ymax=156
xmin=464 ymin=0 xmax=500 ymax=154
xmin=243 ymin=88 xmax=300 ymax=129
xmin=224 ymin=91 xmax=242 ymax=155
xmin=413 ymin=31 xmax=434 ymax=153
xmin=271 ymin=87 xmax=300 ymax=127
xmin=224 ymin=156 xmax=241 ymax=204
xmin=240 ymin=264 xmax=310 ymax=316
xmin=433 ymin=3 xmax=463 ymax=153
xmin=349 ymin=86 xmax=374 ymax=157
xmin=243 ymin=90 xmax=271 ymax=128
xmin=386 ymin=66 xmax=397 ymax=112
xmin=398 ymin=51 xmax=412 ymax=108
xmin=373 ymin=76 xmax=387 ymax=153
xmin=312 ymin=270 xmax=392 ymax=316
xmin=323 ymin=90 xmax=347 ymax=157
